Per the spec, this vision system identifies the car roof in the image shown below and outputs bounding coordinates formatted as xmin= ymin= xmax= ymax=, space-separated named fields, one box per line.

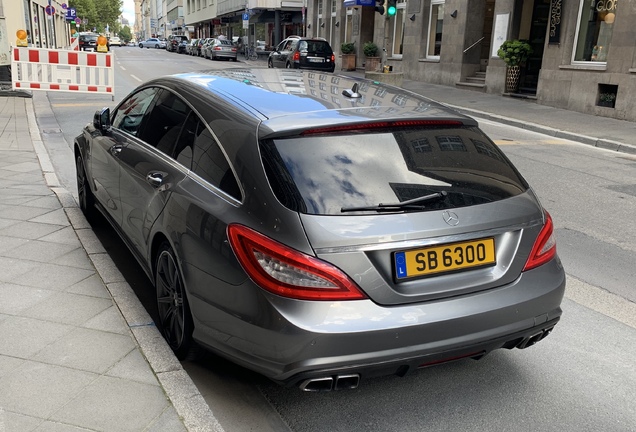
xmin=144 ymin=69 xmax=475 ymax=136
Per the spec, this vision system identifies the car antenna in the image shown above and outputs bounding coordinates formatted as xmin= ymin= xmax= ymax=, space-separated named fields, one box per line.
xmin=342 ymin=83 xmax=361 ymax=98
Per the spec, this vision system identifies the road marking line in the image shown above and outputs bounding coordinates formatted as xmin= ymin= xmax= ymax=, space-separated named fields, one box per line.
xmin=565 ymin=274 xmax=636 ymax=330
xmin=120 ymin=66 xmax=126 ymax=70
xmin=494 ymin=139 xmax=571 ymax=146
xmin=51 ymin=103 xmax=111 ymax=107
xmin=131 ymin=74 xmax=142 ymax=82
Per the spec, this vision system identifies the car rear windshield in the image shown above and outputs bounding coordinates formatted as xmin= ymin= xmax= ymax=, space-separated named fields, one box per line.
xmin=261 ymin=126 xmax=529 ymax=215
xmin=298 ymin=40 xmax=332 ymax=55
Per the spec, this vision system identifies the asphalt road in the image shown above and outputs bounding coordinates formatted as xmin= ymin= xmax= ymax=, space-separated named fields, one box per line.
xmin=36 ymin=47 xmax=636 ymax=432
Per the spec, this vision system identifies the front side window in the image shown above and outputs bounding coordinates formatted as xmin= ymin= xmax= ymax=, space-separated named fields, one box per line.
xmin=427 ymin=0 xmax=444 ymax=58
xmin=573 ymin=0 xmax=617 ymax=63
xmin=112 ymin=87 xmax=160 ymax=136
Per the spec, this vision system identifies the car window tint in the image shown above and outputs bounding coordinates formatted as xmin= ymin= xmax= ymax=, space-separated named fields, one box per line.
xmin=112 ymin=87 xmax=160 ymax=136
xmin=262 ymin=127 xmax=529 ymax=215
xmin=138 ymin=90 xmax=191 ymax=153
xmin=192 ymin=127 xmax=241 ymax=200
xmin=173 ymin=111 xmax=199 ymax=169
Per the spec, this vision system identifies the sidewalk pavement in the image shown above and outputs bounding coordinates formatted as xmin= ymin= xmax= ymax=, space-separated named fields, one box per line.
xmin=1 ymin=66 xmax=635 ymax=431
xmin=0 ymin=96 xmax=223 ymax=432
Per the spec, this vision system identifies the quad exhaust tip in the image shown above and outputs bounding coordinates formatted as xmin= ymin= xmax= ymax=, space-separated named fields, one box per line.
xmin=299 ymin=374 xmax=360 ymax=392
xmin=517 ymin=325 xmax=555 ymax=349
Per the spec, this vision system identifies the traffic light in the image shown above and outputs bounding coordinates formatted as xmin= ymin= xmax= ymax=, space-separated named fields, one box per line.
xmin=386 ymin=0 xmax=397 ymax=16
xmin=374 ymin=0 xmax=385 ymax=15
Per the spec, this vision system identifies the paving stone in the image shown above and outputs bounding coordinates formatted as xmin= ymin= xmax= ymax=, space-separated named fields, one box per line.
xmin=50 ymin=375 xmax=170 ymax=432
xmin=0 ymin=360 xmax=96 ymax=419
xmin=32 ymin=327 xmax=135 ymax=374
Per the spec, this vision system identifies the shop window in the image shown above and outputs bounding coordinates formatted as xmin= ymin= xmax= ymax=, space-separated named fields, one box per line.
xmin=573 ymin=0 xmax=617 ymax=63
xmin=427 ymin=0 xmax=444 ymax=59
xmin=596 ymin=83 xmax=617 ymax=108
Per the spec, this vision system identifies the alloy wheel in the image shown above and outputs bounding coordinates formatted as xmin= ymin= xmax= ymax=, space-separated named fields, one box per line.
xmin=155 ymin=243 xmax=194 ymax=359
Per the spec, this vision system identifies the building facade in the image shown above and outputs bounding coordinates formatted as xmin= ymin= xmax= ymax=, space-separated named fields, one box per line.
xmin=301 ymin=0 xmax=634 ymax=122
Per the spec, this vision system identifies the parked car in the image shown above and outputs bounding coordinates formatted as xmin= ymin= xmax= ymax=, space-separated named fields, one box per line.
xmin=78 ymin=33 xmax=99 ymax=51
xmin=139 ymin=38 xmax=166 ymax=49
xmin=167 ymin=34 xmax=189 ymax=52
xmin=204 ymin=38 xmax=238 ymax=61
xmin=74 ymin=69 xmax=565 ymax=391
xmin=199 ymin=38 xmax=215 ymax=58
xmin=268 ymin=36 xmax=335 ymax=72
xmin=195 ymin=38 xmax=207 ymax=56
xmin=186 ymin=39 xmax=199 ymax=55
xmin=109 ymin=36 xmax=122 ymax=47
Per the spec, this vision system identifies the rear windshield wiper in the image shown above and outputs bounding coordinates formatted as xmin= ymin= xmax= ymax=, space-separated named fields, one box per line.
xmin=341 ymin=191 xmax=447 ymax=213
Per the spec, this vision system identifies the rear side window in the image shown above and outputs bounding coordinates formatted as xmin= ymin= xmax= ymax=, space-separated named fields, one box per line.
xmin=261 ymin=127 xmax=528 ymax=215
xmin=191 ymin=127 xmax=241 ymax=200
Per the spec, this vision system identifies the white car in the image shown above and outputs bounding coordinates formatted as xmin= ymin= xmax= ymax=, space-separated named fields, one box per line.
xmin=109 ymin=36 xmax=122 ymax=47
xmin=139 ymin=38 xmax=166 ymax=49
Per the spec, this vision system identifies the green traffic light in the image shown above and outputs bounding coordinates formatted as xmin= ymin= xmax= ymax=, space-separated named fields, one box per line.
xmin=387 ymin=5 xmax=396 ymax=15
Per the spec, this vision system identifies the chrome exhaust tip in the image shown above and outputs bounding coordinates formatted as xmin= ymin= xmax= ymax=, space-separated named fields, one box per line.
xmin=299 ymin=377 xmax=334 ymax=392
xmin=334 ymin=374 xmax=360 ymax=390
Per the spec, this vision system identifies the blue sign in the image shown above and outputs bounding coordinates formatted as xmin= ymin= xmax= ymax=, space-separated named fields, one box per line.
xmin=65 ymin=7 xmax=76 ymax=20
xmin=242 ymin=13 xmax=249 ymax=20
xmin=343 ymin=0 xmax=374 ymax=6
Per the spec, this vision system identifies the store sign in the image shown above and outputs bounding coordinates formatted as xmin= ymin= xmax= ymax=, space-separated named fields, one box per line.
xmin=548 ymin=0 xmax=562 ymax=45
xmin=596 ymin=0 xmax=617 ymax=12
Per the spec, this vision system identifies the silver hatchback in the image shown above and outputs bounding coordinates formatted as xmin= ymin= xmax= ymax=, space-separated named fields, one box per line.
xmin=74 ymin=69 xmax=565 ymax=391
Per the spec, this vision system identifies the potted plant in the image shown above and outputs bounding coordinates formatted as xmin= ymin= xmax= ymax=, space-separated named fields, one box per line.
xmin=363 ymin=41 xmax=381 ymax=72
xmin=341 ymin=42 xmax=356 ymax=71
xmin=496 ymin=39 xmax=532 ymax=93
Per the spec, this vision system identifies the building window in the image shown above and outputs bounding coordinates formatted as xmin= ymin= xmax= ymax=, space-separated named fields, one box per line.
xmin=573 ymin=0 xmax=617 ymax=63
xmin=345 ymin=10 xmax=353 ymax=43
xmin=427 ymin=0 xmax=444 ymax=58
xmin=391 ymin=0 xmax=406 ymax=58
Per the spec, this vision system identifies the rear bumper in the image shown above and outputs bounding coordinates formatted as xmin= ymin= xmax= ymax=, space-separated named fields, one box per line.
xmin=189 ymin=258 xmax=565 ymax=387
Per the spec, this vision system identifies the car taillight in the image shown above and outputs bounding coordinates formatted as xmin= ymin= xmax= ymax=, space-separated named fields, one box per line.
xmin=331 ymin=54 xmax=335 ymax=62
xmin=293 ymin=51 xmax=300 ymax=61
xmin=227 ymin=224 xmax=367 ymax=301
xmin=523 ymin=211 xmax=557 ymax=271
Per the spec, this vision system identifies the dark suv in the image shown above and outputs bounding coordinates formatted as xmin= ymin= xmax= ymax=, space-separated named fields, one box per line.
xmin=268 ymin=36 xmax=335 ymax=72
xmin=167 ymin=35 xmax=189 ymax=53
xmin=78 ymin=33 xmax=99 ymax=51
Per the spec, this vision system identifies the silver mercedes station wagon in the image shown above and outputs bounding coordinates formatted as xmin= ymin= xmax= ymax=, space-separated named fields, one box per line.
xmin=74 ymin=69 xmax=565 ymax=391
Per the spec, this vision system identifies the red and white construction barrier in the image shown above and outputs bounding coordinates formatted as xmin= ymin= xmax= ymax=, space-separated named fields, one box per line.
xmin=11 ymin=47 xmax=114 ymax=95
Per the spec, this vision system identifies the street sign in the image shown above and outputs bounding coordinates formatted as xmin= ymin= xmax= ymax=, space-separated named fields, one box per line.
xmin=65 ymin=7 xmax=76 ymax=21
xmin=242 ymin=13 xmax=249 ymax=20
xmin=45 ymin=5 xmax=55 ymax=15
xmin=344 ymin=0 xmax=374 ymax=6
xmin=75 ymin=18 xmax=81 ymax=24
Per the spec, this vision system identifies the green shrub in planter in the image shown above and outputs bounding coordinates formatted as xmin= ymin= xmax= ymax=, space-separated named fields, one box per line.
xmin=341 ymin=42 xmax=355 ymax=54
xmin=497 ymin=40 xmax=532 ymax=67
xmin=363 ymin=41 xmax=379 ymax=57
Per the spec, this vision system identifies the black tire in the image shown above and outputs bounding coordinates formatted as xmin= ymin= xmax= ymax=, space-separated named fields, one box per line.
xmin=268 ymin=58 xmax=274 ymax=68
xmin=155 ymin=242 xmax=195 ymax=360
xmin=76 ymin=154 xmax=95 ymax=220
xmin=285 ymin=62 xmax=292 ymax=69
xmin=139 ymin=43 xmax=143 ymax=48
xmin=155 ymin=44 xmax=159 ymax=49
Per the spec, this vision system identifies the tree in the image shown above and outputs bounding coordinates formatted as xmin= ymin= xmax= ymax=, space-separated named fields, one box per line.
xmin=70 ymin=0 xmax=123 ymax=33
xmin=119 ymin=26 xmax=132 ymax=42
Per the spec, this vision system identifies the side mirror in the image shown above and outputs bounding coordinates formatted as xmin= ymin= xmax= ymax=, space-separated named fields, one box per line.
xmin=93 ymin=107 xmax=111 ymax=133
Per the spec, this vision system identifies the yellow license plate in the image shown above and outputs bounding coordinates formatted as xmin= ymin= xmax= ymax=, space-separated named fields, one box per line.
xmin=394 ymin=238 xmax=496 ymax=280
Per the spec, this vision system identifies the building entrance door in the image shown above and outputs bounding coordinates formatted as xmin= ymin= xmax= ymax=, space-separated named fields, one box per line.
xmin=519 ymin=0 xmax=550 ymax=94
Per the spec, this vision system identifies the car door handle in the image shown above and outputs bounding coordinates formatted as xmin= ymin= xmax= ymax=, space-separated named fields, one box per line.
xmin=109 ymin=145 xmax=123 ymax=156
xmin=146 ymin=172 xmax=165 ymax=188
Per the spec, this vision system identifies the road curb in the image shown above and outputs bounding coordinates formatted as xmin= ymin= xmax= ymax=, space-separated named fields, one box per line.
xmin=25 ymin=97 xmax=224 ymax=432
